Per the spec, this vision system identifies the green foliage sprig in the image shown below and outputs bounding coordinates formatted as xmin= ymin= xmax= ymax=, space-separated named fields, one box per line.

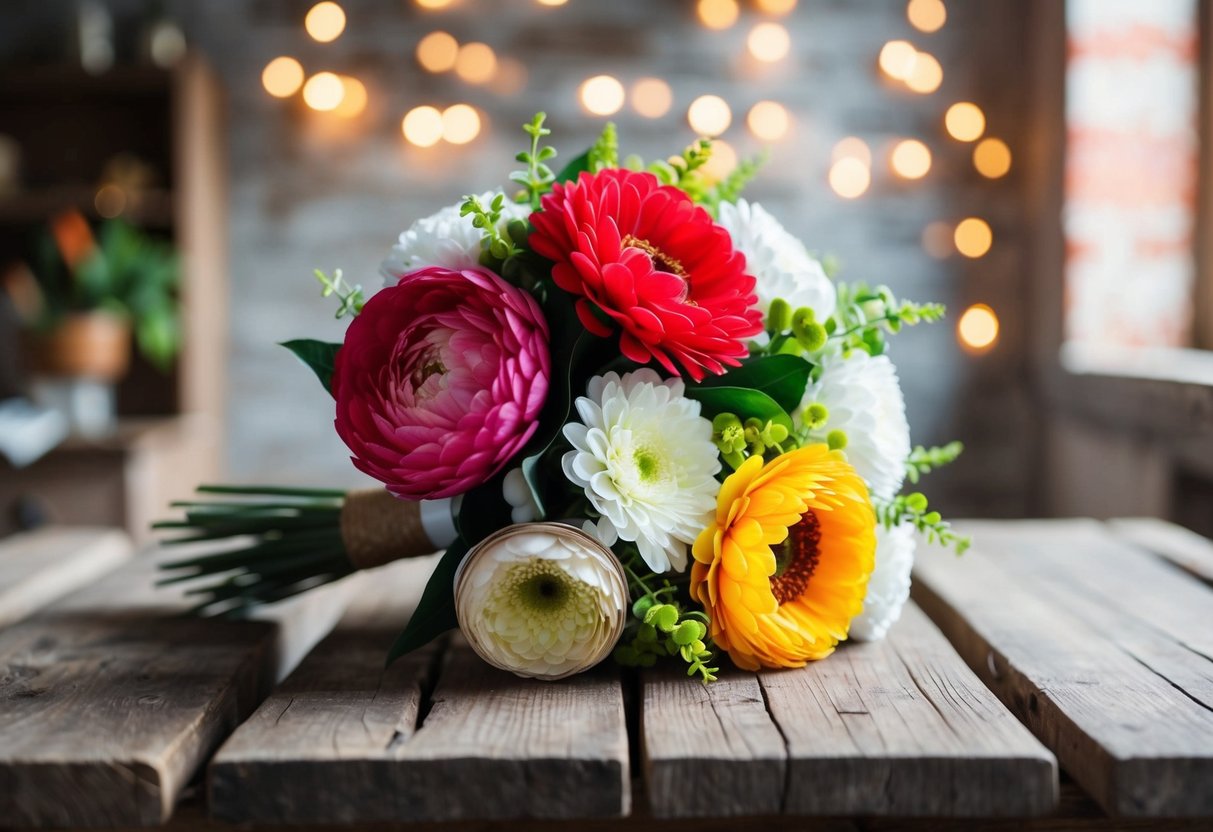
xmin=460 ymin=192 xmax=522 ymax=262
xmin=877 ymin=492 xmax=970 ymax=555
xmin=710 ymin=149 xmax=770 ymax=208
xmin=648 ymin=138 xmax=714 ymax=195
xmin=314 ymin=268 xmax=364 ymax=319
xmin=587 ymin=122 xmax=619 ymax=172
xmin=829 ymin=282 xmax=946 ymax=356
xmin=905 ymin=441 xmax=964 ymax=484
xmin=510 ymin=112 xmax=558 ymax=209
xmin=614 ymin=551 xmax=718 ymax=682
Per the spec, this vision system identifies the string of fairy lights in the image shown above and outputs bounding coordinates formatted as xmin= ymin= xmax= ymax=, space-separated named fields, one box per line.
xmin=258 ymin=0 xmax=1003 ymax=355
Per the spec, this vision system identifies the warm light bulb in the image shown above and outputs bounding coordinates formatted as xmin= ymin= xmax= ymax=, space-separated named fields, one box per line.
xmin=536 ymin=0 xmax=568 ymax=5
xmin=417 ymin=31 xmax=459 ymax=73
xmin=904 ymin=52 xmax=942 ymax=94
xmin=973 ymin=137 xmax=1012 ymax=178
xmin=747 ymin=101 xmax=790 ymax=141
xmin=402 ymin=106 xmax=444 ymax=147
xmin=922 ymin=221 xmax=954 ymax=258
xmin=701 ymin=140 xmax=738 ymax=184
xmin=890 ymin=139 xmax=931 ymax=179
xmin=305 ymin=2 xmax=345 ymax=43
xmin=697 ymin=0 xmax=739 ymax=30
xmin=945 ymin=102 xmax=986 ymax=142
xmin=954 ymin=217 xmax=993 ymax=257
xmin=262 ymin=56 xmax=305 ymax=98
xmin=878 ymin=40 xmax=918 ymax=81
xmin=415 ymin=0 xmax=455 ymax=8
xmin=454 ymin=42 xmax=497 ymax=84
xmin=687 ymin=95 xmax=732 ymax=136
xmin=907 ymin=0 xmax=947 ymax=32
xmin=747 ymin=23 xmax=791 ymax=63
xmin=958 ymin=304 xmax=999 ymax=351
xmin=332 ymin=76 xmax=367 ymax=118
xmin=829 ymin=158 xmax=870 ymax=199
xmin=631 ymin=78 xmax=672 ymax=118
xmin=441 ymin=104 xmax=481 ymax=144
xmin=832 ymin=136 xmax=871 ymax=166
xmin=580 ymin=75 xmax=625 ymax=116
xmin=302 ymin=72 xmax=345 ymax=111
xmin=755 ymin=0 xmax=797 ymax=14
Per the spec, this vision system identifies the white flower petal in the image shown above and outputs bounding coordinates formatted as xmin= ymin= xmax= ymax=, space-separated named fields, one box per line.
xmin=850 ymin=522 xmax=916 ymax=641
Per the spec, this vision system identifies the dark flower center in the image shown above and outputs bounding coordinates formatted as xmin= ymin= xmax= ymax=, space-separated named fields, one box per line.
xmin=622 ymin=234 xmax=687 ymax=278
xmin=770 ymin=510 xmax=822 ymax=605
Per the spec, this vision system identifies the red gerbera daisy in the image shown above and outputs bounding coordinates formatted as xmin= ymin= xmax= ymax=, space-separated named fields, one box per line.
xmin=528 ymin=169 xmax=762 ymax=381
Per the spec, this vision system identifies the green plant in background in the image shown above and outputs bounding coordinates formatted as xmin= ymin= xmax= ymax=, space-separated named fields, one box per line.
xmin=32 ymin=216 xmax=181 ymax=370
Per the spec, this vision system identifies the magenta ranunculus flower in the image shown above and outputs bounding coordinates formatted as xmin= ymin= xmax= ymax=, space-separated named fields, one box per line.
xmin=333 ymin=265 xmax=551 ymax=500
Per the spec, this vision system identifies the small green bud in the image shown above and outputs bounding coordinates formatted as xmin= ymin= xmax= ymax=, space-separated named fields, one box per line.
xmin=860 ymin=298 xmax=885 ymax=320
xmin=803 ymin=403 xmax=829 ymax=430
xmin=767 ymin=298 xmax=792 ymax=332
xmin=691 ymin=639 xmax=706 ymax=654
xmin=827 ymin=429 xmax=848 ymax=450
xmin=632 ymin=595 xmax=655 ymax=619
xmin=672 ymin=621 xmax=700 ymax=646
xmin=645 ymin=604 xmax=679 ymax=632
xmin=712 ymin=412 xmax=743 ymax=433
xmin=761 ymin=421 xmax=789 ymax=445
xmin=924 ymin=511 xmax=942 ymax=525
xmin=795 ymin=322 xmax=828 ymax=352
xmin=906 ymin=492 xmax=929 ymax=512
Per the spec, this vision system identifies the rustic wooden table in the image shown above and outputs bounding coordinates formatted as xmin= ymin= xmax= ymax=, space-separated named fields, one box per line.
xmin=0 ymin=518 xmax=1211 ymax=831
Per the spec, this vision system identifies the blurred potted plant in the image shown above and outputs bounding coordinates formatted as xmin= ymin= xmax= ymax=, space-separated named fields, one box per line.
xmin=7 ymin=210 xmax=179 ymax=435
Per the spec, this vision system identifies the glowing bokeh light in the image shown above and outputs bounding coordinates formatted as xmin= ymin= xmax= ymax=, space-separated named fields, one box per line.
xmin=945 ymin=102 xmax=986 ymax=141
xmin=907 ymin=0 xmax=947 ymax=33
xmin=631 ymin=78 xmax=673 ymax=118
xmin=536 ymin=0 xmax=568 ymax=4
xmin=832 ymin=136 xmax=871 ymax=166
xmin=958 ymin=304 xmax=999 ymax=351
xmin=304 ymin=2 xmax=345 ymax=43
xmin=756 ymin=0 xmax=797 ymax=14
xmin=890 ymin=139 xmax=931 ymax=179
xmin=878 ymin=40 xmax=918 ymax=81
xmin=829 ymin=157 xmax=871 ymax=199
xmin=417 ymin=31 xmax=459 ymax=73
xmin=701 ymin=139 xmax=738 ymax=184
xmin=905 ymin=52 xmax=943 ymax=93
xmin=580 ymin=75 xmax=626 ymax=116
xmin=687 ymin=95 xmax=732 ymax=136
xmin=697 ymin=0 xmax=739 ymax=30
xmin=454 ymin=42 xmax=497 ymax=84
xmin=441 ymin=104 xmax=481 ymax=144
xmin=94 ymin=184 xmax=126 ymax=218
xmin=302 ymin=72 xmax=345 ymax=111
xmin=261 ymin=56 xmax=305 ymax=98
xmin=747 ymin=23 xmax=791 ymax=63
xmin=402 ymin=105 xmax=444 ymax=147
xmin=954 ymin=217 xmax=993 ymax=257
xmin=747 ymin=100 xmax=790 ymax=141
xmin=974 ymin=137 xmax=1012 ymax=178
xmin=415 ymin=0 xmax=455 ymax=8
xmin=332 ymin=76 xmax=367 ymax=118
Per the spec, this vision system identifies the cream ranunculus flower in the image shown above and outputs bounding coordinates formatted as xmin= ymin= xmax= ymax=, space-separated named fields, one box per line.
xmin=454 ymin=523 xmax=628 ymax=680
xmin=849 ymin=520 xmax=916 ymax=642
xmin=380 ymin=191 xmax=530 ymax=285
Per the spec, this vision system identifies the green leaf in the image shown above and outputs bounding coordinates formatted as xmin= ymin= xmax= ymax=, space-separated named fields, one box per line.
xmin=684 ymin=387 xmax=794 ymax=432
xmin=386 ymin=537 xmax=469 ymax=666
xmin=553 ymin=149 xmax=590 ymax=184
xmin=281 ymin=339 xmax=341 ymax=396
xmin=689 ymin=354 xmax=810 ymax=413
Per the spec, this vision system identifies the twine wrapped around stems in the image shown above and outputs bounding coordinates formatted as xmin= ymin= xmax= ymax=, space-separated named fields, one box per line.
xmin=340 ymin=488 xmax=440 ymax=569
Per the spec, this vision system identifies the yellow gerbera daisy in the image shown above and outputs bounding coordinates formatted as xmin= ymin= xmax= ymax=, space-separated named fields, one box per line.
xmin=690 ymin=444 xmax=876 ymax=670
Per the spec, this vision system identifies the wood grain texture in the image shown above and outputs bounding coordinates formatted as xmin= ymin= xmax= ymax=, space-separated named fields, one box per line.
xmin=0 ymin=553 xmax=353 ymax=828
xmin=913 ymin=519 xmax=1213 ymax=817
xmin=1108 ymin=517 xmax=1213 ymax=585
xmin=0 ymin=527 xmax=130 ymax=630
xmin=643 ymin=603 xmax=1056 ymax=818
xmin=211 ymin=553 xmax=630 ymax=824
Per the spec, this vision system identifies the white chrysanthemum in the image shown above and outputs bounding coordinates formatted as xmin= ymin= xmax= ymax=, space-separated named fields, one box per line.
xmin=454 ymin=523 xmax=627 ymax=680
xmin=380 ymin=191 xmax=531 ymax=284
xmin=715 ymin=199 xmax=836 ymax=320
xmin=796 ymin=350 xmax=911 ymax=501
xmin=562 ymin=369 xmax=720 ymax=574
xmin=850 ymin=521 xmax=916 ymax=641
xmin=502 ymin=467 xmax=540 ymax=524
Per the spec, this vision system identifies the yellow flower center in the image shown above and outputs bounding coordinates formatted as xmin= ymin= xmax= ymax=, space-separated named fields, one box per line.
xmin=770 ymin=510 xmax=822 ymax=605
xmin=622 ymin=234 xmax=687 ymax=278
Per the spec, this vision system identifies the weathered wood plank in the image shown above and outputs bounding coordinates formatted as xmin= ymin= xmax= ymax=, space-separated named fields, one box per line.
xmin=0 ymin=527 xmax=131 ymax=630
xmin=913 ymin=519 xmax=1213 ymax=817
xmin=211 ymin=553 xmax=630 ymax=824
xmin=1108 ymin=517 xmax=1213 ymax=586
xmin=643 ymin=602 xmax=1057 ymax=818
xmin=0 ymin=553 xmax=353 ymax=828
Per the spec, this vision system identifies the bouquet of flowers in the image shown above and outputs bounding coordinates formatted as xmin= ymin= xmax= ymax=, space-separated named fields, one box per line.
xmin=158 ymin=115 xmax=968 ymax=682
